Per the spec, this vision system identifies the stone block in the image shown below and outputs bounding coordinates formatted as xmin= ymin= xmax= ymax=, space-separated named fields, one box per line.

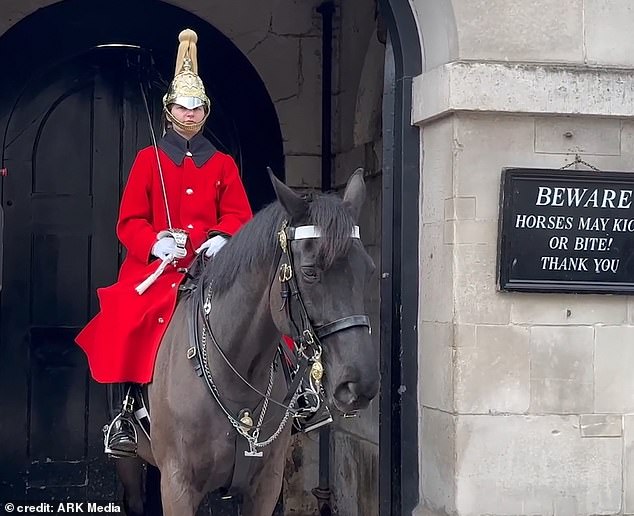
xmin=625 ymin=415 xmax=634 ymax=512
xmin=273 ymin=36 xmax=321 ymax=155
xmin=331 ymin=430 xmax=379 ymax=516
xmin=595 ymin=326 xmax=634 ymax=413
xmin=411 ymin=505 xmax=449 ymax=516
xmin=628 ymin=297 xmax=634 ymax=324
xmin=276 ymin=96 xmax=321 ymax=156
xmin=454 ymin=244 xmax=511 ymax=325
xmin=413 ymin=63 xmax=634 ymax=125
xmin=585 ymin=0 xmax=634 ymax=66
xmin=271 ymin=0 xmax=320 ymax=36
xmin=422 ymin=118 xmax=454 ymax=224
xmin=336 ymin=0 xmax=378 ymax=151
xmin=334 ymin=145 xmax=366 ymax=188
xmin=453 ymin=115 xmax=535 ymax=220
xmin=580 ymin=414 xmax=622 ymax=438
xmin=452 ymin=0 xmax=583 ymax=63
xmin=284 ymin=155 xmax=321 ymax=188
xmin=420 ymin=322 xmax=454 ymax=412
xmin=229 ymin=30 xmax=269 ymax=57
xmin=454 ymin=324 xmax=476 ymax=348
xmin=452 ymin=220 xmax=496 ymax=245
xmin=455 ymin=415 xmax=622 ymax=515
xmin=409 ymin=0 xmax=459 ymax=70
xmin=511 ymin=294 xmax=627 ymax=325
xmin=530 ymin=326 xmax=594 ymax=381
xmin=617 ymin=123 xmax=634 ymax=172
xmin=183 ymin=0 xmax=272 ymax=39
xmin=531 ymin=379 xmax=593 ymax=415
xmin=420 ymin=408 xmax=456 ymax=514
xmin=534 ymin=117 xmax=621 ymax=156
xmin=444 ymin=197 xmax=476 ymax=221
xmin=421 ymin=223 xmax=453 ymax=324
xmin=353 ymin=28 xmax=384 ymax=147
xmin=529 ymin=326 xmax=594 ymax=413
xmin=455 ymin=325 xmax=530 ymax=414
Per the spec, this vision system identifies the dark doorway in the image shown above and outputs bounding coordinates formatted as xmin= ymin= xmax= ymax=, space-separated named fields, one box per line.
xmin=0 ymin=48 xmax=148 ymax=502
xmin=0 ymin=0 xmax=283 ymax=506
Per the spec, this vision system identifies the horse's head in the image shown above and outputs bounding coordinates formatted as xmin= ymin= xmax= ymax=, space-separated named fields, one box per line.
xmin=268 ymin=169 xmax=379 ymax=413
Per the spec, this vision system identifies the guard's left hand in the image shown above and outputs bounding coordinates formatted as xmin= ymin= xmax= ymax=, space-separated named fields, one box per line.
xmin=195 ymin=235 xmax=228 ymax=257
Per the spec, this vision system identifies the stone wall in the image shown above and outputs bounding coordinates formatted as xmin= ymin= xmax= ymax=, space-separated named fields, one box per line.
xmin=411 ymin=1 xmax=634 ymax=513
xmin=0 ymin=0 xmax=325 ymax=189
xmin=331 ymin=1 xmax=383 ymax=515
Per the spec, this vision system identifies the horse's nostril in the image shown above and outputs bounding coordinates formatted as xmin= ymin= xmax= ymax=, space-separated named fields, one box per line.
xmin=349 ymin=382 xmax=361 ymax=397
xmin=334 ymin=382 xmax=358 ymax=406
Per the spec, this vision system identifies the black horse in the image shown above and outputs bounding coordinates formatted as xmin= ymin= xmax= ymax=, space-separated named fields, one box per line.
xmin=117 ymin=170 xmax=379 ymax=515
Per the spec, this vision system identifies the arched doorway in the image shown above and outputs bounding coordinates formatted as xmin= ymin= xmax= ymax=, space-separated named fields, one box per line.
xmin=0 ymin=0 xmax=283 ymax=504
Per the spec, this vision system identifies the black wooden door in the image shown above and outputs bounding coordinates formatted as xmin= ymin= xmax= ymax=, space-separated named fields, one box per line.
xmin=0 ymin=49 xmax=154 ymax=502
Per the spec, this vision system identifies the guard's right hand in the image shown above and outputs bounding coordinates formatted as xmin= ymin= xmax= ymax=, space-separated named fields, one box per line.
xmin=151 ymin=236 xmax=187 ymax=261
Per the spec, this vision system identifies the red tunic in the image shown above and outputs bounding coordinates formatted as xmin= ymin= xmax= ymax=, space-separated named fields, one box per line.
xmin=76 ymin=135 xmax=252 ymax=383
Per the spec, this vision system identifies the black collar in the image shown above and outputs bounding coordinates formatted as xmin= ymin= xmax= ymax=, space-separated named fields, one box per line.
xmin=158 ymin=129 xmax=217 ymax=167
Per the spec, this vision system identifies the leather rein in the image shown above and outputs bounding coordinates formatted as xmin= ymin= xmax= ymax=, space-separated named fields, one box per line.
xmin=186 ymin=219 xmax=370 ymax=456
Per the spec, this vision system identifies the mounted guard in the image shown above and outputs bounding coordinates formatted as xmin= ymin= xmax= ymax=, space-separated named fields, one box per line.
xmin=75 ymin=28 xmax=253 ymax=457
xmin=76 ymin=28 xmax=333 ymax=461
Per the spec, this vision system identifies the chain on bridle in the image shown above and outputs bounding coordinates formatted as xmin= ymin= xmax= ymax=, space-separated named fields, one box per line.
xmin=275 ymin=219 xmax=371 ymax=389
xmin=188 ymin=219 xmax=371 ymax=456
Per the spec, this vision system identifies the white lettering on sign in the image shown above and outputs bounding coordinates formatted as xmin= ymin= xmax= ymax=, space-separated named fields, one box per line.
xmin=593 ymin=258 xmax=620 ymax=273
xmin=577 ymin=217 xmax=609 ymax=231
xmin=535 ymin=186 xmax=633 ymax=209
xmin=540 ymin=256 xmax=589 ymax=271
xmin=573 ymin=237 xmax=613 ymax=252
xmin=612 ymin=218 xmax=634 ymax=232
xmin=515 ymin=214 xmax=573 ymax=230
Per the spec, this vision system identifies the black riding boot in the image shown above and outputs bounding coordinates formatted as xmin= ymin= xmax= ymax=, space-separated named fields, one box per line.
xmin=104 ymin=384 xmax=138 ymax=458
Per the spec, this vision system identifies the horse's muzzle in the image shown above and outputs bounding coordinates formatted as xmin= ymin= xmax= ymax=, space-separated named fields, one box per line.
xmin=333 ymin=379 xmax=379 ymax=412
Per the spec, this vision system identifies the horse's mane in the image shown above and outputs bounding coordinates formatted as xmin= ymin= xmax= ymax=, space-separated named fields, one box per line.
xmin=201 ymin=193 xmax=355 ymax=294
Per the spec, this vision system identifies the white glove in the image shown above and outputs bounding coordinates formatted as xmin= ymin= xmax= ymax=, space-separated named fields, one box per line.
xmin=152 ymin=236 xmax=187 ymax=261
xmin=196 ymin=235 xmax=228 ymax=257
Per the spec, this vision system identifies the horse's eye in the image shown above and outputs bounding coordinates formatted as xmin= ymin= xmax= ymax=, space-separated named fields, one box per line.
xmin=301 ymin=266 xmax=318 ymax=280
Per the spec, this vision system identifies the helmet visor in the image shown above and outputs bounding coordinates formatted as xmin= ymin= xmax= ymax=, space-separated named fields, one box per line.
xmin=173 ymin=96 xmax=205 ymax=110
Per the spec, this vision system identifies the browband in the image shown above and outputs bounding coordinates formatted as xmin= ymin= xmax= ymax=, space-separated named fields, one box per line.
xmin=289 ymin=225 xmax=360 ymax=240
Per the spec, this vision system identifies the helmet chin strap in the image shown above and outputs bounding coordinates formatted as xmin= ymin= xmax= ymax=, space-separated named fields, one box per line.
xmin=164 ymin=108 xmax=210 ymax=135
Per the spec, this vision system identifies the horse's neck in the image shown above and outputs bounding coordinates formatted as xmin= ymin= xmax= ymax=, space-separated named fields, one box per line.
xmin=207 ymin=272 xmax=278 ymax=386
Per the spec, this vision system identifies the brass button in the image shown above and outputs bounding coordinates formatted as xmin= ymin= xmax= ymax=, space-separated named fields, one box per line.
xmin=186 ymin=188 xmax=194 ymax=195
xmin=158 ymin=317 xmax=165 ymax=324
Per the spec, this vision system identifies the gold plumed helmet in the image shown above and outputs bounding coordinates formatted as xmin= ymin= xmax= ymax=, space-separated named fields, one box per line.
xmin=163 ymin=29 xmax=211 ymax=134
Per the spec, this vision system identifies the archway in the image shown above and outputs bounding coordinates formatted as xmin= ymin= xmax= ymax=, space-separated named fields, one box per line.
xmin=0 ymin=0 xmax=283 ymax=504
xmin=0 ymin=0 xmax=425 ymax=513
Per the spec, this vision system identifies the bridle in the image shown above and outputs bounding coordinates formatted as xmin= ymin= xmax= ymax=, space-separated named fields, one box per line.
xmin=275 ymin=220 xmax=370 ymax=400
xmin=187 ymin=219 xmax=371 ymax=457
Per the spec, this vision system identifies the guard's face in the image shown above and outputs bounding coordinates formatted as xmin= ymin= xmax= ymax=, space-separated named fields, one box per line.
xmin=170 ymin=104 xmax=206 ymax=125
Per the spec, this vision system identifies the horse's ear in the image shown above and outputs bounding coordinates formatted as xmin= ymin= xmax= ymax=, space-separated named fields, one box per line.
xmin=342 ymin=168 xmax=366 ymax=223
xmin=267 ymin=167 xmax=309 ymax=221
